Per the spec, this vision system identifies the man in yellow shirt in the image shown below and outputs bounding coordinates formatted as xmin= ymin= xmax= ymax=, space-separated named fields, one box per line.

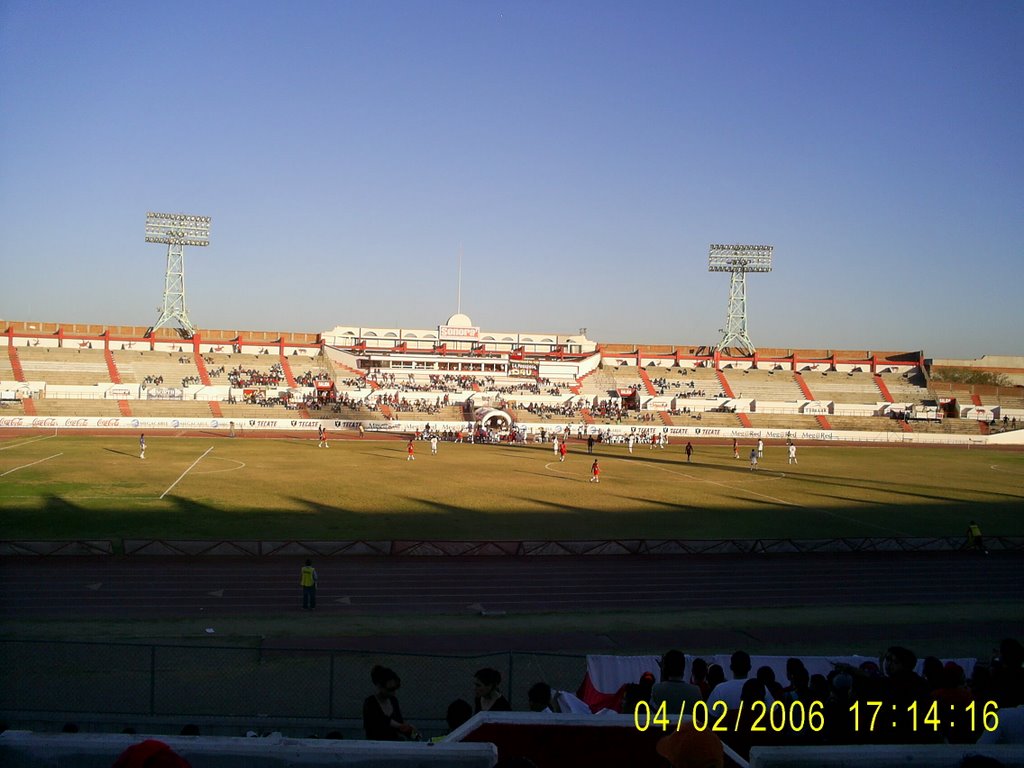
xmin=300 ymin=559 xmax=318 ymax=609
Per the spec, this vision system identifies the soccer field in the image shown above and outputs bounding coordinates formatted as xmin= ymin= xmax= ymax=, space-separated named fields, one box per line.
xmin=1 ymin=433 xmax=1022 ymax=541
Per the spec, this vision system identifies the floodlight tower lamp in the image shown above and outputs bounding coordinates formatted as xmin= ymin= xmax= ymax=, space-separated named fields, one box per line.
xmin=146 ymin=212 xmax=211 ymax=337
xmin=708 ymin=243 xmax=773 ymax=355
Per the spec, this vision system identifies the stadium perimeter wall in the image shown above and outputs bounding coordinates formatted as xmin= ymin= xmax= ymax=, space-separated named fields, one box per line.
xmin=2 ymin=414 xmax=1022 ymax=446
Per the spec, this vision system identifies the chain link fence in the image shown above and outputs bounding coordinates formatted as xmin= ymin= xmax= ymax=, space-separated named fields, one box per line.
xmin=1 ymin=640 xmax=586 ymax=737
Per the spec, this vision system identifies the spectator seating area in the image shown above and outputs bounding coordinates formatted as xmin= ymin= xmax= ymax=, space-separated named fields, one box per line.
xmin=801 ymin=371 xmax=888 ymax=404
xmin=722 ymin=369 xmax=805 ymax=402
xmin=16 ymin=347 xmax=110 ymax=386
xmin=3 ymin=339 xmax=1020 ymax=437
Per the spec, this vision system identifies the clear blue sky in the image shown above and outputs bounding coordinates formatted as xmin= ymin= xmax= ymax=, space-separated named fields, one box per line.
xmin=1 ymin=0 xmax=1021 ymax=358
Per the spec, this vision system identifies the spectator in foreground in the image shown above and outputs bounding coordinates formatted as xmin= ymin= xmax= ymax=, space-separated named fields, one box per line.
xmin=363 ymin=665 xmax=418 ymax=741
xmin=651 ymin=650 xmax=702 ymax=714
xmin=112 ymin=739 xmax=191 ymax=768
xmin=473 ymin=667 xmax=511 ymax=712
xmin=656 ymin=722 xmax=724 ymax=768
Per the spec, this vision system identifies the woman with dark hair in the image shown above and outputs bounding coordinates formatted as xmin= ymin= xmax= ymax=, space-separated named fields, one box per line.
xmin=473 ymin=667 xmax=511 ymax=713
xmin=363 ymin=665 xmax=418 ymax=740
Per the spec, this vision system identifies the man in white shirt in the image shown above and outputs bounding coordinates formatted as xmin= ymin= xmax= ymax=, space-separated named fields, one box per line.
xmin=707 ymin=650 xmax=753 ymax=710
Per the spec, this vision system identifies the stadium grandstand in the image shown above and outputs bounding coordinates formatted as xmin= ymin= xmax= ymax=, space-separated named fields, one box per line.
xmin=2 ymin=314 xmax=1022 ymax=444
xmin=3 ymin=313 xmax=1023 ymax=768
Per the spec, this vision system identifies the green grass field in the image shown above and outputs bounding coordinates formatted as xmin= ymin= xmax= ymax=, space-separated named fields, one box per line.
xmin=2 ymin=433 xmax=1022 ymax=541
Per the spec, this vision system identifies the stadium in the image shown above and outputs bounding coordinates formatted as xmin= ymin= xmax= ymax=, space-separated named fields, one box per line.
xmin=2 ymin=289 xmax=1023 ymax=767
xmin=3 ymin=4 xmax=1023 ymax=766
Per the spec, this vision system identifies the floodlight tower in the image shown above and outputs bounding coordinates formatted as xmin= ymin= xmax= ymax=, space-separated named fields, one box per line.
xmin=145 ymin=212 xmax=211 ymax=336
xmin=708 ymin=243 xmax=773 ymax=354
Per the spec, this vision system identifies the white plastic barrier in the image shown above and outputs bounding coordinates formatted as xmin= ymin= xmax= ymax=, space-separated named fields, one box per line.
xmin=0 ymin=730 xmax=498 ymax=768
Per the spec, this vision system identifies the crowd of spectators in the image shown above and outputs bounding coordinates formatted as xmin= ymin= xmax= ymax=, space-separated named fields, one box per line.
xmin=348 ymin=638 xmax=1023 ymax=761
xmin=359 ymin=371 xmax=569 ymax=397
xmin=228 ymin=363 xmax=284 ymax=388
xmin=295 ymin=370 xmax=333 ymax=387
xmin=509 ymin=399 xmax=586 ymax=419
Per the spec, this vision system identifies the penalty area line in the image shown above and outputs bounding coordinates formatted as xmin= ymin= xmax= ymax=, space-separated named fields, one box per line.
xmin=0 ymin=434 xmax=57 ymax=452
xmin=0 ymin=452 xmax=63 ymax=477
xmin=160 ymin=446 xmax=214 ymax=499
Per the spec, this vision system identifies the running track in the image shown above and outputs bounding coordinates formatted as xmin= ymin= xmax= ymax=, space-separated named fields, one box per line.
xmin=1 ymin=552 xmax=1020 ymax=619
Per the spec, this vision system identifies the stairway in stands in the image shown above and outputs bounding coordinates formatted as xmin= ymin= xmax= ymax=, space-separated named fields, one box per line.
xmin=104 ymin=347 xmax=133 ymax=416
xmin=279 ymin=353 xmax=311 ymax=418
xmin=793 ymin=372 xmax=832 ymax=430
xmin=637 ymin=367 xmax=658 ymax=396
xmin=192 ymin=352 xmax=223 ymax=418
xmin=637 ymin=367 xmax=677 ymax=425
xmin=8 ymin=345 xmax=35 ymax=415
xmin=715 ymin=369 xmax=752 ymax=428
xmin=580 ymin=408 xmax=596 ymax=425
xmin=874 ymin=373 xmax=912 ymax=432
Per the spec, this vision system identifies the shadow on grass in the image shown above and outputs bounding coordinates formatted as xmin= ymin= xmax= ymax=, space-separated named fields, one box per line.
xmin=102 ymin=447 xmax=138 ymax=458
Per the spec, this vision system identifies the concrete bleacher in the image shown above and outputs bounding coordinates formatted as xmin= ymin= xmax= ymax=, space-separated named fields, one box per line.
xmin=323 ymin=403 xmax=387 ymax=421
xmin=32 ymin=398 xmax=123 ymax=416
xmin=644 ymin=365 xmax=718 ymax=397
xmin=801 ymin=371 xmax=885 ymax=404
xmin=16 ymin=347 xmax=110 ymax=386
xmin=506 ymin=404 xmax=584 ymax=424
xmin=111 ymin=349 xmax=197 ymax=387
xmin=391 ymin=404 xmax=467 ymax=423
xmin=0 ymin=354 xmax=16 ymax=380
xmin=217 ymin=402 xmax=302 ymax=420
xmin=581 ymin=365 xmax=627 ymax=398
xmin=130 ymin=401 xmax=215 ymax=418
xmin=980 ymin=389 xmax=1024 ymax=409
xmin=0 ymin=400 xmax=27 ymax=415
xmin=672 ymin=366 xmax=727 ymax=397
xmin=910 ymin=418 xmax=985 ymax=436
xmin=673 ymin=410 xmax=745 ymax=428
xmin=199 ymin=352 xmax=286 ymax=388
xmin=879 ymin=371 xmax=931 ymax=404
xmin=724 ymin=369 xmax=804 ymax=402
xmin=827 ymin=415 xmax=908 ymax=433
xmin=746 ymin=413 xmax=822 ymax=430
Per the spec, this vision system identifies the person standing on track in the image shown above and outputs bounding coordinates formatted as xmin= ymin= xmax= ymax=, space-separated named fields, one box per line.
xmin=685 ymin=442 xmax=693 ymax=463
xmin=733 ymin=438 xmax=739 ymax=459
xmin=139 ymin=433 xmax=146 ymax=460
xmin=300 ymin=559 xmax=318 ymax=610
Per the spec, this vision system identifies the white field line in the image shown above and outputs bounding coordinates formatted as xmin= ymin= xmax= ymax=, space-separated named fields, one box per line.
xmin=0 ymin=452 xmax=63 ymax=477
xmin=194 ymin=458 xmax=246 ymax=475
xmin=160 ymin=446 xmax=214 ymax=499
xmin=0 ymin=434 xmax=56 ymax=451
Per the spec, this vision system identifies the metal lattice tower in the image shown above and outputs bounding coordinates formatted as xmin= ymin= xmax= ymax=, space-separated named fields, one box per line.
xmin=708 ymin=244 xmax=773 ymax=354
xmin=145 ymin=212 xmax=211 ymax=336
